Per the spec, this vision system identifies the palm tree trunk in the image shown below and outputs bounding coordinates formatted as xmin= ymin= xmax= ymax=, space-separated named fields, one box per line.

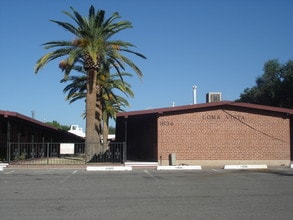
xmin=85 ymin=69 xmax=100 ymax=162
xmin=95 ymin=85 xmax=103 ymax=151
xmin=102 ymin=113 xmax=109 ymax=152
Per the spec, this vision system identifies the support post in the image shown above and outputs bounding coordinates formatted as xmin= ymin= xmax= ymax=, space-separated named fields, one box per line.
xmin=47 ymin=142 xmax=50 ymax=165
xmin=122 ymin=142 xmax=127 ymax=163
xmin=6 ymin=121 xmax=10 ymax=163
xmin=124 ymin=118 xmax=128 ymax=163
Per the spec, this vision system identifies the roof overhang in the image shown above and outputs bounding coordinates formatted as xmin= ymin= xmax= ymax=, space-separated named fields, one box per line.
xmin=117 ymin=101 xmax=293 ymax=118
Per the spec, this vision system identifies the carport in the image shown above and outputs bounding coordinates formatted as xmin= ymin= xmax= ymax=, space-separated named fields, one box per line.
xmin=0 ymin=110 xmax=84 ymax=162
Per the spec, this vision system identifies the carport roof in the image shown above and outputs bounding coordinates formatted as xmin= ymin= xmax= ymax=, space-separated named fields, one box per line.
xmin=117 ymin=101 xmax=293 ymax=118
xmin=0 ymin=110 xmax=57 ymax=130
xmin=0 ymin=110 xmax=84 ymax=141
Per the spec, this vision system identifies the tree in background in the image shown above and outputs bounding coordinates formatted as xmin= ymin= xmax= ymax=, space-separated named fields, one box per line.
xmin=35 ymin=6 xmax=145 ymax=161
xmin=46 ymin=121 xmax=70 ymax=131
xmin=236 ymin=59 xmax=293 ymax=109
xmin=279 ymin=60 xmax=293 ymax=107
xmin=108 ymin=126 xmax=115 ymax=134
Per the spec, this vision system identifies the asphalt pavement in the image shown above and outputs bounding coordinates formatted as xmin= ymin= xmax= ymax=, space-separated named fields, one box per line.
xmin=1 ymin=167 xmax=293 ymax=220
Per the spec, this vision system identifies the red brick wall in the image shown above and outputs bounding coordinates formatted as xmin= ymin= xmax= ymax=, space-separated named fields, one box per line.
xmin=157 ymin=109 xmax=290 ymax=164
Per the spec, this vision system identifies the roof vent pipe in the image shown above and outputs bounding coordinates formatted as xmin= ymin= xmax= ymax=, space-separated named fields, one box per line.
xmin=193 ymin=85 xmax=197 ymax=104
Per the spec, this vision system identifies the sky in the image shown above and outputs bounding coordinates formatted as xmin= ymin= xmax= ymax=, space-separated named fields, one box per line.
xmin=1 ymin=0 xmax=293 ymax=130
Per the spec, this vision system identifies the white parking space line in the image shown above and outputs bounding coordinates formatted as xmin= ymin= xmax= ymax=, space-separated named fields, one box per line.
xmin=60 ymin=170 xmax=78 ymax=183
xmin=144 ymin=170 xmax=159 ymax=181
xmin=211 ymin=169 xmax=224 ymax=173
xmin=4 ymin=170 xmax=15 ymax=175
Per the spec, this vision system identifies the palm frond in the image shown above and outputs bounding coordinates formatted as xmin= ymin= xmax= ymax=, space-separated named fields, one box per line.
xmin=95 ymin=10 xmax=105 ymax=28
xmin=50 ymin=20 xmax=79 ymax=36
xmin=42 ymin=41 xmax=73 ymax=49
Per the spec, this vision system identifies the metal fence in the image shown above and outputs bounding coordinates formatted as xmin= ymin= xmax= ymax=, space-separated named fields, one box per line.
xmin=6 ymin=142 xmax=126 ymax=165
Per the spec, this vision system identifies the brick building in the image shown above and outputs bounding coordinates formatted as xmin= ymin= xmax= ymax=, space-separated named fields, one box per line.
xmin=115 ymin=101 xmax=293 ymax=166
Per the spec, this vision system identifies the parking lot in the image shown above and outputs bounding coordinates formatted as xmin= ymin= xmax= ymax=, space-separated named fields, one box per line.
xmin=1 ymin=167 xmax=293 ymax=220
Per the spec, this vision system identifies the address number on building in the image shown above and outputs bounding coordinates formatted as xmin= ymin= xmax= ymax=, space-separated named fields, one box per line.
xmin=160 ymin=121 xmax=174 ymax=126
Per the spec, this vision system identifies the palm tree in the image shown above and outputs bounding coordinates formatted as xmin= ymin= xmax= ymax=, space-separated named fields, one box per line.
xmin=35 ymin=6 xmax=146 ymax=161
xmin=99 ymin=73 xmax=134 ymax=151
xmin=60 ymin=72 xmax=134 ymax=130
xmin=62 ymin=70 xmax=134 ymax=152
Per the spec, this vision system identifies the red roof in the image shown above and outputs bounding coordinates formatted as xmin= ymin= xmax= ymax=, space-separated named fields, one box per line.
xmin=117 ymin=101 xmax=293 ymax=117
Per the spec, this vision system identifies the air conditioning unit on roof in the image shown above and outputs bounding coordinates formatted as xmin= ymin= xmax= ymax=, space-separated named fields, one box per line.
xmin=206 ymin=92 xmax=222 ymax=103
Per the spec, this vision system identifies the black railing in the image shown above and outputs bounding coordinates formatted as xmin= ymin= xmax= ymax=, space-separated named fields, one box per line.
xmin=90 ymin=142 xmax=126 ymax=163
xmin=6 ymin=142 xmax=125 ymax=165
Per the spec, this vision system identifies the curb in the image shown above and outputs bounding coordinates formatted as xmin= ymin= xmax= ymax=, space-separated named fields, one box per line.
xmin=0 ymin=163 xmax=8 ymax=171
xmin=124 ymin=162 xmax=158 ymax=167
xmin=224 ymin=164 xmax=268 ymax=169
xmin=86 ymin=166 xmax=132 ymax=171
xmin=157 ymin=165 xmax=202 ymax=170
